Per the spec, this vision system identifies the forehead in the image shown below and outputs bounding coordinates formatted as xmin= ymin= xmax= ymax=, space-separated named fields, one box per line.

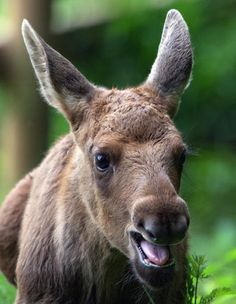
xmin=88 ymin=88 xmax=180 ymax=143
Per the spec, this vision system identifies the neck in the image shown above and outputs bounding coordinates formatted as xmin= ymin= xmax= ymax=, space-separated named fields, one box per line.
xmin=71 ymin=216 xmax=167 ymax=304
xmin=56 ymin=199 xmax=149 ymax=304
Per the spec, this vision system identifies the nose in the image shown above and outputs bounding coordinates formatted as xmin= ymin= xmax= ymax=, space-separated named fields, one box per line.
xmin=138 ymin=214 xmax=189 ymax=245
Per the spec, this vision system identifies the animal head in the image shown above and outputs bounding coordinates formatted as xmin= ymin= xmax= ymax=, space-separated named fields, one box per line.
xmin=22 ymin=9 xmax=192 ymax=289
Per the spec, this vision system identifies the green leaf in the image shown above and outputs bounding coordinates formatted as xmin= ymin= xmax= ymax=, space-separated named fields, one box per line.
xmin=199 ymin=287 xmax=236 ymax=304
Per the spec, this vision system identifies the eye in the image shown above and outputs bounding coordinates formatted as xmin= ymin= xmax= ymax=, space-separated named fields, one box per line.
xmin=95 ymin=153 xmax=111 ymax=172
xmin=178 ymin=149 xmax=187 ymax=167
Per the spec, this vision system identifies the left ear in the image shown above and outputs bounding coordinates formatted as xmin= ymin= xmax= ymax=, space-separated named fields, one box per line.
xmin=21 ymin=19 xmax=96 ymax=126
xmin=145 ymin=9 xmax=193 ymax=117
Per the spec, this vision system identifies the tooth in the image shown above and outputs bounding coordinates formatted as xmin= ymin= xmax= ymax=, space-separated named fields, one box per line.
xmin=144 ymin=259 xmax=150 ymax=265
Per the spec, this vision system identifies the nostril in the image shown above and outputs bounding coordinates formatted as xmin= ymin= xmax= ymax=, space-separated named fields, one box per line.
xmin=145 ymin=229 xmax=156 ymax=241
xmin=135 ymin=218 xmax=159 ymax=241
xmin=142 ymin=215 xmax=161 ymax=242
xmin=137 ymin=214 xmax=189 ymax=245
xmin=176 ymin=215 xmax=188 ymax=233
xmin=137 ymin=220 xmax=144 ymax=230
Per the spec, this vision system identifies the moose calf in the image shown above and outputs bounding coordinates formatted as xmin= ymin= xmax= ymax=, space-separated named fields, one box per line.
xmin=0 ymin=9 xmax=192 ymax=304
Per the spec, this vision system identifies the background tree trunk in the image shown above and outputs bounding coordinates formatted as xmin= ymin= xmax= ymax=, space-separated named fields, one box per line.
xmin=2 ymin=0 xmax=52 ymax=187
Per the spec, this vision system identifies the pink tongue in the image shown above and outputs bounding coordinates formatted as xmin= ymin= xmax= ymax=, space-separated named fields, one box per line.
xmin=140 ymin=240 xmax=169 ymax=266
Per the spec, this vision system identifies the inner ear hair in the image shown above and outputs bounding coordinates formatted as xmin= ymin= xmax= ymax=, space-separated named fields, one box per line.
xmin=22 ymin=19 xmax=95 ymax=123
xmin=145 ymin=9 xmax=193 ymax=117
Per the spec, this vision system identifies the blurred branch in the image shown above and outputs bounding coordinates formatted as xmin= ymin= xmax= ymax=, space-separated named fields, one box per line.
xmin=0 ymin=39 xmax=11 ymax=83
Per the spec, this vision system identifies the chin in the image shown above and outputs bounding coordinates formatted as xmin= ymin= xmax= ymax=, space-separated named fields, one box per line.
xmin=129 ymin=231 xmax=178 ymax=289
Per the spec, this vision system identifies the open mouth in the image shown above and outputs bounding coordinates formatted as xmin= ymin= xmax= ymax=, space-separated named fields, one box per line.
xmin=129 ymin=231 xmax=175 ymax=288
xmin=130 ymin=231 xmax=175 ymax=268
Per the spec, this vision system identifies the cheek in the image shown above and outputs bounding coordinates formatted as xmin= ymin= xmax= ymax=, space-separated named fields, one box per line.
xmin=98 ymin=197 xmax=130 ymax=231
xmin=93 ymin=196 xmax=131 ymax=253
xmin=91 ymin=168 xmax=139 ymax=251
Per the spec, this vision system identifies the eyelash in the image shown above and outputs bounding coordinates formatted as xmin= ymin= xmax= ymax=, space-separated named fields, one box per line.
xmin=177 ymin=146 xmax=196 ymax=168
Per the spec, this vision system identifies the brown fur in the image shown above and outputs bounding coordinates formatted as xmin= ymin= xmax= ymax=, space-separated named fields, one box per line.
xmin=0 ymin=173 xmax=33 ymax=285
xmin=0 ymin=10 xmax=193 ymax=304
xmin=1 ymin=89 xmax=188 ymax=304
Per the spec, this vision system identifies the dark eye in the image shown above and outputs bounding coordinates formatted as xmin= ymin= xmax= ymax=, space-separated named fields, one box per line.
xmin=179 ymin=149 xmax=187 ymax=167
xmin=95 ymin=153 xmax=110 ymax=172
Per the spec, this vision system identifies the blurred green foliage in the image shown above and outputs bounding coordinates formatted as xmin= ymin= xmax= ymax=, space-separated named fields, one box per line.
xmin=0 ymin=275 xmax=15 ymax=304
xmin=0 ymin=0 xmax=236 ymax=303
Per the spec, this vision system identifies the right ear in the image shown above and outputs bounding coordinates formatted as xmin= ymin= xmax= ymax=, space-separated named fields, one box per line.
xmin=21 ymin=19 xmax=96 ymax=125
xmin=145 ymin=10 xmax=193 ymax=118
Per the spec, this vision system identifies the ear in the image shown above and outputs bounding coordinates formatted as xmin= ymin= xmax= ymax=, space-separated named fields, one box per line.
xmin=21 ymin=19 xmax=96 ymax=125
xmin=145 ymin=9 xmax=193 ymax=117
